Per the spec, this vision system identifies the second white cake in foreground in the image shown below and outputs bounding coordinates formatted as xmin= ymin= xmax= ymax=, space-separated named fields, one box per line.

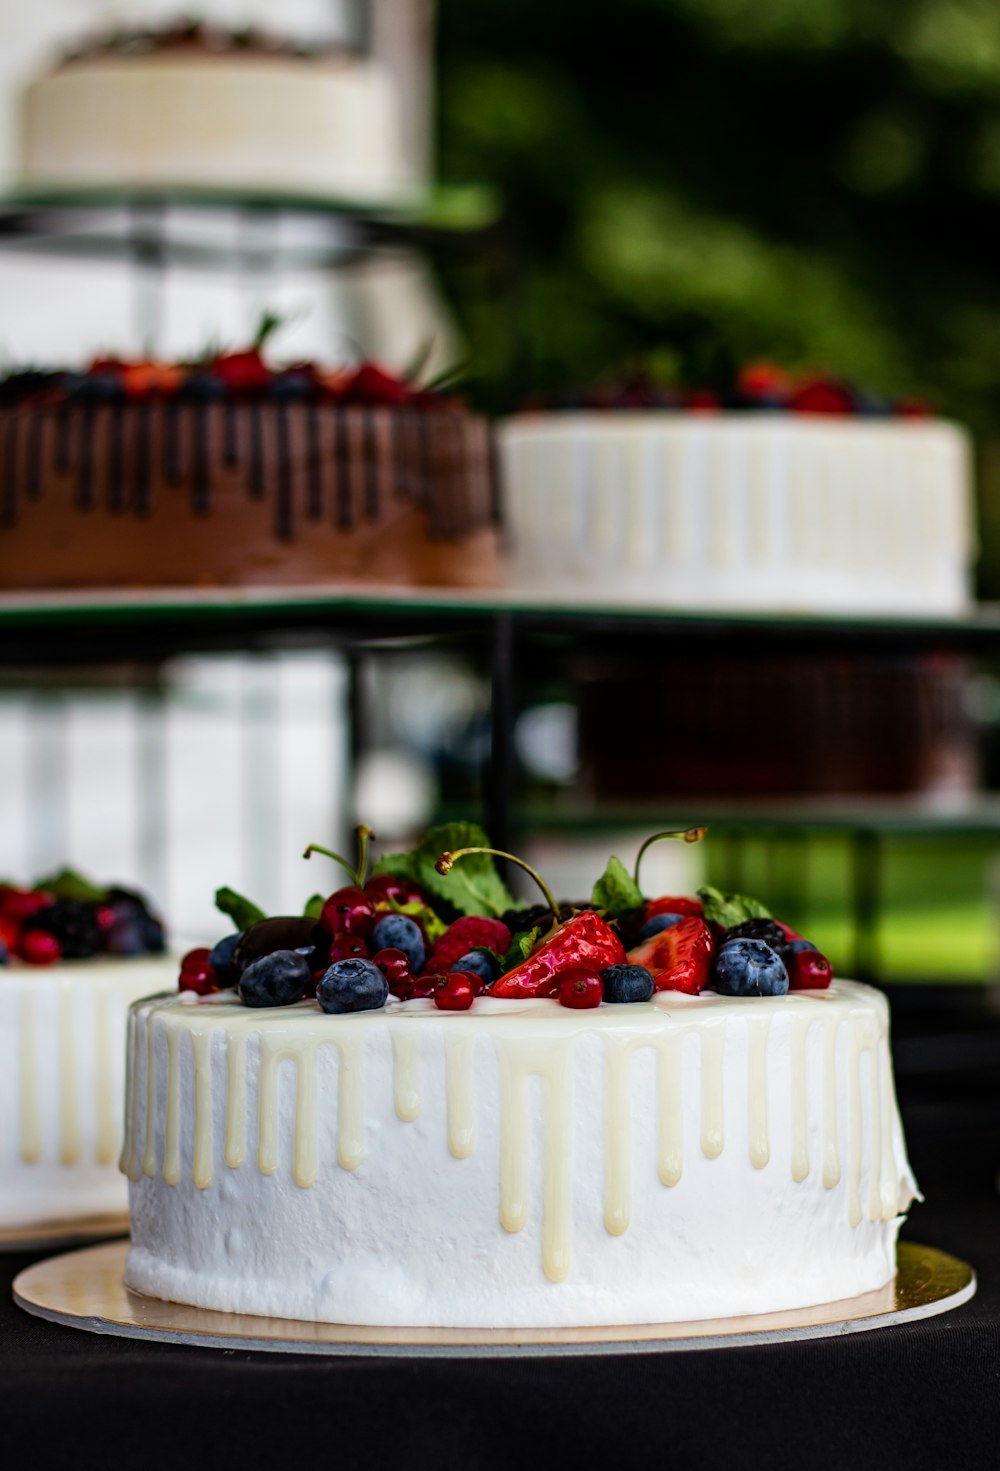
xmin=123 ymin=980 xmax=917 ymax=1328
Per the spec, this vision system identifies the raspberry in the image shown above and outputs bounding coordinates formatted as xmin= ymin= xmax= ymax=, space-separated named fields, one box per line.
xmin=429 ymin=916 xmax=511 ymax=973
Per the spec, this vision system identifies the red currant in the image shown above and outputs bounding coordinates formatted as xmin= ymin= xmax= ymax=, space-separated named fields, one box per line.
xmin=558 ymin=972 xmax=603 ymax=1009
xmin=433 ymin=973 xmax=475 ymax=1011
xmin=19 ymin=930 xmax=61 ymax=966
xmin=788 ymin=951 xmax=834 ymax=991
xmin=451 ymin=967 xmax=486 ymax=997
xmin=405 ymin=974 xmax=438 ymax=1001
xmin=179 ymin=947 xmax=218 ymax=995
xmin=320 ymin=887 xmax=376 ymax=938
xmin=373 ymin=947 xmax=411 ymax=986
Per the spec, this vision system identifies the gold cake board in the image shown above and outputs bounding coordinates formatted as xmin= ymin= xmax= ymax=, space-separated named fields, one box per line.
xmin=12 ymin=1240 xmax=975 ymax=1357
xmin=0 ymin=1213 xmax=128 ymax=1254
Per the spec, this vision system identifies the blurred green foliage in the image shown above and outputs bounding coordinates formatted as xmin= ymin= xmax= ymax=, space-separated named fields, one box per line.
xmin=435 ymin=0 xmax=1000 ymax=459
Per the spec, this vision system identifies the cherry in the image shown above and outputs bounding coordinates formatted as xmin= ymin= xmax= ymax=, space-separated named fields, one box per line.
xmin=320 ymin=887 xmax=376 ymax=939
xmin=433 ymin=973 xmax=475 ymax=1011
xmin=365 ymin=873 xmax=426 ymax=910
xmin=327 ymin=931 xmax=370 ymax=964
xmin=372 ymin=947 xmax=411 ymax=987
xmin=558 ymin=973 xmax=603 ymax=1009
xmin=20 ymin=930 xmax=62 ymax=965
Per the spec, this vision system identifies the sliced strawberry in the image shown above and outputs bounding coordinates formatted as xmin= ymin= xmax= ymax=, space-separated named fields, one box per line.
xmin=627 ymin=916 xmax=715 ymax=995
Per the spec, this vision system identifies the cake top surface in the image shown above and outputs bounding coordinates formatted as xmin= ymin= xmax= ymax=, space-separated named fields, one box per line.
xmin=175 ymin=821 xmax=838 ymax=1016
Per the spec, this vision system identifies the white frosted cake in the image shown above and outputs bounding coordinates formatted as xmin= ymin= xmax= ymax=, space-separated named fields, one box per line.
xmin=123 ymin=980 xmax=916 ymax=1327
xmin=122 ymin=826 xmax=917 ymax=1328
xmin=500 ymin=412 xmax=975 ymax=615
xmin=20 ymin=31 xmax=413 ymax=204
xmin=1 ymin=957 xmax=174 ymax=1230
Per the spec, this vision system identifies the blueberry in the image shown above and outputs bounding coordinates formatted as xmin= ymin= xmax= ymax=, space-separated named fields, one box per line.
xmin=370 ymin=915 xmax=425 ymax=973
xmin=239 ymin=949 xmax=311 ymax=1008
xmin=711 ymin=939 xmax=788 ymax=998
xmin=209 ymin=931 xmax=244 ymax=986
xmin=636 ymin=913 xmax=684 ymax=943
xmin=601 ymin=963 xmax=655 ymax=1003
xmin=450 ymin=950 xmax=499 ymax=986
xmin=789 ymin=938 xmax=818 ymax=955
xmin=318 ymin=958 xmax=388 ymax=1014
xmin=104 ymin=916 xmax=149 ymax=956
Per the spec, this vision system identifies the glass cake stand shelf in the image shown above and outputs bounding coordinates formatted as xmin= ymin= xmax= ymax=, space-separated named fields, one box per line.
xmin=12 ymin=1239 xmax=976 ymax=1358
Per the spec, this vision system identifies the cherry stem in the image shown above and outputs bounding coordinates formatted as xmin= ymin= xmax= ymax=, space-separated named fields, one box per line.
xmin=436 ymin=847 xmax=560 ymax=923
xmin=633 ymin=827 xmax=708 ymax=891
xmin=302 ymin=826 xmax=376 ymax=889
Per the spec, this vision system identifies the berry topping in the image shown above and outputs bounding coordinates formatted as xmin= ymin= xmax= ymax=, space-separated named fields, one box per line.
xmin=787 ymin=949 xmax=834 ymax=991
xmin=711 ymin=940 xmax=789 ymax=998
xmin=19 ymin=930 xmax=61 ymax=966
xmin=722 ymin=918 xmax=792 ymax=963
xmin=0 ymin=888 xmax=54 ymax=922
xmin=429 ymin=916 xmax=512 ymax=974
xmin=327 ymin=932 xmax=370 ymax=965
xmin=492 ymin=911 xmax=625 ymax=999
xmin=319 ymin=887 xmax=377 ymax=939
xmin=450 ymin=949 xmax=500 ymax=986
xmin=0 ymin=938 xmax=7 ymax=965
xmin=234 ymin=917 xmax=325 ymax=973
xmin=627 ymin=916 xmax=715 ymax=995
xmin=372 ymin=947 xmax=412 ymax=997
xmin=558 ymin=973 xmax=603 ymax=1009
xmin=318 ymin=958 xmax=389 ymax=1014
xmin=364 ymin=873 xmax=427 ymax=910
xmin=601 ymin=963 xmax=655 ymax=1004
xmin=635 ymin=913 xmax=684 ymax=944
xmin=239 ymin=949 xmax=311 ymax=1009
xmin=370 ymin=914 xmax=426 ymax=974
xmin=405 ymin=974 xmax=438 ymax=1000
xmin=643 ymin=895 xmax=705 ymax=922
xmin=208 ymin=932 xmax=243 ymax=987
xmin=179 ymin=948 xmax=219 ymax=996
xmin=433 ymin=973 xmax=476 ymax=1011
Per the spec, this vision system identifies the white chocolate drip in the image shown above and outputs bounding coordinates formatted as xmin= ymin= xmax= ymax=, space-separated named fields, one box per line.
xmin=124 ymin=984 xmax=912 ymax=1285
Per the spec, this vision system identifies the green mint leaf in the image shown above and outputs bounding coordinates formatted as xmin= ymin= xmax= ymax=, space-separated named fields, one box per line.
xmin=215 ymin=886 xmax=266 ymax=931
xmin=303 ymin=893 xmax=324 ymax=920
xmin=697 ymin=885 xmax=771 ymax=927
xmin=34 ymin=867 xmax=109 ymax=903
xmin=389 ymin=897 xmax=447 ymax=943
xmin=501 ymin=926 xmax=540 ymax=973
xmin=592 ymin=855 xmax=644 ymax=922
xmin=375 ymin=823 xmax=514 ymax=918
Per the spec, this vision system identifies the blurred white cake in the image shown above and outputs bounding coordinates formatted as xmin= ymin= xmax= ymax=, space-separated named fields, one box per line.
xmin=123 ymin=980 xmax=917 ymax=1327
xmin=500 ymin=413 xmax=975 ymax=615
xmin=20 ymin=34 xmax=413 ymax=203
xmin=0 ymin=957 xmax=174 ymax=1231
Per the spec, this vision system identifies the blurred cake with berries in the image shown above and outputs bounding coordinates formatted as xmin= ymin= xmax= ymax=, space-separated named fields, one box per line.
xmin=0 ymin=870 xmax=172 ymax=1233
xmin=500 ymin=365 xmax=975 ymax=615
xmin=123 ymin=824 xmax=917 ymax=1328
xmin=0 ymin=332 xmax=498 ymax=592
xmin=18 ymin=20 xmax=414 ymax=204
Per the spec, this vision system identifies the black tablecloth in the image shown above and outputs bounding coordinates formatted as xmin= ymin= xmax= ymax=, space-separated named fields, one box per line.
xmin=0 ymin=1101 xmax=997 ymax=1471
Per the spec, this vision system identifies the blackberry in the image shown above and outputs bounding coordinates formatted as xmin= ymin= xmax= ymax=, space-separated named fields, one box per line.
xmin=723 ymin=918 xmax=791 ymax=962
xmin=501 ymin=901 xmax=591 ymax=934
xmin=28 ymin=899 xmax=101 ymax=959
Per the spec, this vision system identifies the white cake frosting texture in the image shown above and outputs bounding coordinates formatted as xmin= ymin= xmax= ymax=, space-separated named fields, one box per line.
xmin=499 ymin=413 xmax=975 ymax=615
xmin=123 ymin=979 xmax=918 ymax=1327
xmin=20 ymin=53 xmax=413 ymax=203
xmin=0 ymin=958 xmax=176 ymax=1229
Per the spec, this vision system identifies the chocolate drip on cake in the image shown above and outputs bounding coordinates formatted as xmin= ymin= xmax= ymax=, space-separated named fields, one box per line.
xmin=25 ymin=413 xmax=43 ymax=501
xmin=223 ymin=401 xmax=239 ymax=469
xmin=248 ymin=404 xmax=265 ymax=500
xmin=306 ymin=402 xmax=323 ymax=520
xmin=192 ymin=402 xmax=211 ymax=516
xmin=334 ymin=410 xmax=353 ymax=530
xmin=163 ymin=400 xmax=183 ymax=484
xmin=54 ymin=405 xmax=72 ymax=475
xmin=76 ymin=404 xmax=96 ymax=510
xmin=0 ymin=416 xmax=18 ymax=528
xmin=107 ymin=402 xmax=127 ymax=513
xmin=274 ymin=401 xmax=293 ymax=541
xmin=133 ymin=402 xmax=152 ymax=518
xmin=362 ymin=408 xmax=379 ymax=521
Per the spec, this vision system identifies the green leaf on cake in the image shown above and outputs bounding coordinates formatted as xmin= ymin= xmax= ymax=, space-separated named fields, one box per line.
xmin=697 ymin=885 xmax=771 ymax=927
xmin=34 ymin=867 xmax=108 ymax=903
xmin=215 ymin=886 xmax=267 ymax=931
xmin=501 ymin=926 xmax=541 ymax=972
xmin=303 ymin=893 xmax=325 ymax=921
xmin=374 ymin=823 xmax=515 ymax=918
xmin=592 ymin=855 xmax=644 ymax=922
